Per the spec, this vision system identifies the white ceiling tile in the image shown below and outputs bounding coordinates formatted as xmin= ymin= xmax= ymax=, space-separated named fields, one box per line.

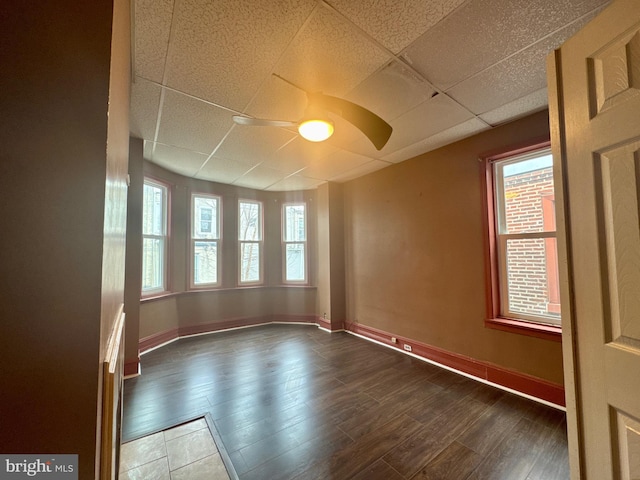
xmin=232 ymin=165 xmax=288 ymax=190
xmin=134 ymin=0 xmax=174 ymax=82
xmin=244 ymin=75 xmax=308 ymax=123
xmin=327 ymin=0 xmax=467 ymax=54
xmin=329 ymin=159 xmax=390 ymax=183
xmin=479 ymin=87 xmax=549 ymax=126
xmin=266 ymin=175 xmax=326 ymax=191
xmin=215 ymin=126 xmax=297 ymax=167
xmin=163 ymin=0 xmax=316 ymax=111
xmin=130 ymin=76 xmax=161 ymax=140
xmin=348 ymin=93 xmax=474 ymax=157
xmin=298 ymin=150 xmax=375 ymax=180
xmin=262 ymin=137 xmax=337 ymax=175
xmin=347 ymin=60 xmax=435 ymax=122
xmin=446 ymin=10 xmax=603 ymax=115
xmin=132 ymin=0 xmax=613 ymax=191
xmin=405 ymin=0 xmax=611 ymax=90
xmin=274 ymin=6 xmax=392 ymax=97
xmin=148 ymin=142 xmax=208 ymax=177
xmin=195 ymin=156 xmax=251 ymax=184
xmin=382 ymin=118 xmax=490 ymax=163
xmin=322 ymin=113 xmax=381 ymax=153
xmin=143 ymin=139 xmax=154 ymax=159
xmin=156 ymin=89 xmax=234 ymax=154
xmin=329 ymin=94 xmax=473 ymax=159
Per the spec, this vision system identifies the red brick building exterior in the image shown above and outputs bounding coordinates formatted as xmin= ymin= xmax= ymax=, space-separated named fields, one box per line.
xmin=503 ymin=166 xmax=560 ymax=320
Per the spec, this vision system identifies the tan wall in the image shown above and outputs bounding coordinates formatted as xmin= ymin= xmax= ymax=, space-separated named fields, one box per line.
xmin=342 ymin=110 xmax=564 ymax=384
xmin=139 ymin=286 xmax=316 ymax=339
xmin=100 ymin=0 xmax=131 ymax=359
xmin=134 ymin=111 xmax=563 ymax=386
xmin=0 ymin=1 xmax=129 ymax=477
xmin=316 ymin=184 xmax=331 ymax=321
xmin=316 ymin=182 xmax=346 ymax=329
xmin=136 ymin=162 xmax=318 ymax=341
xmin=328 ymin=183 xmax=346 ymax=328
xmin=124 ymin=138 xmax=144 ymax=365
xmin=139 ymin=296 xmax=180 ymax=339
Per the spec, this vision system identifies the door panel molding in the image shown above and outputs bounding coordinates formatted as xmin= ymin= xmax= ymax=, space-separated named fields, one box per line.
xmin=548 ymin=1 xmax=640 ymax=478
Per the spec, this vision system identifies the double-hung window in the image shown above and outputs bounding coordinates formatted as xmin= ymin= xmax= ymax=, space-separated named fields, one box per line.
xmin=192 ymin=194 xmax=221 ymax=287
xmin=483 ymin=143 xmax=561 ymax=336
xmin=142 ymin=179 xmax=168 ymax=295
xmin=238 ymin=200 xmax=262 ymax=284
xmin=282 ymin=203 xmax=307 ymax=283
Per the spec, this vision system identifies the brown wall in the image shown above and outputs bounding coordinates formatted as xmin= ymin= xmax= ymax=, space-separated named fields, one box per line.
xmin=317 ymin=185 xmax=331 ymax=322
xmin=134 ymin=112 xmax=563 ymax=387
xmin=316 ymin=182 xmax=346 ymax=329
xmin=342 ymin=110 xmax=564 ymax=384
xmin=134 ymin=162 xmax=318 ymax=342
xmin=0 ymin=1 xmax=129 ymax=478
xmin=124 ymin=138 xmax=144 ymax=369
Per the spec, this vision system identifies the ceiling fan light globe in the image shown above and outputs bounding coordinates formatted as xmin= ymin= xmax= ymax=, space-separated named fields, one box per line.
xmin=298 ymin=119 xmax=334 ymax=142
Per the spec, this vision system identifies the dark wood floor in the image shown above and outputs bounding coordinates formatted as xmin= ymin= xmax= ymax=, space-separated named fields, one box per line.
xmin=122 ymin=324 xmax=569 ymax=480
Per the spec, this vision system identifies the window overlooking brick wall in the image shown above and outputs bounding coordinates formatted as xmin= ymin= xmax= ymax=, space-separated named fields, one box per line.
xmin=482 ymin=141 xmax=561 ymax=339
xmin=500 ymin=158 xmax=560 ymax=321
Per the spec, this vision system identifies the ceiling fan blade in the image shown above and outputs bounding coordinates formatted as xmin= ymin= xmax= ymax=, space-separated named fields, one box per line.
xmin=310 ymin=93 xmax=392 ymax=150
xmin=233 ymin=116 xmax=297 ymax=128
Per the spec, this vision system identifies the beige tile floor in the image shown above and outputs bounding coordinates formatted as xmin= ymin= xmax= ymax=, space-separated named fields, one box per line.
xmin=120 ymin=418 xmax=230 ymax=480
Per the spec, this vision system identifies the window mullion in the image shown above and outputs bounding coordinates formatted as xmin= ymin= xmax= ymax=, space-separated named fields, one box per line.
xmin=497 ymin=234 xmax=509 ymax=318
xmin=501 ymin=231 xmax=556 ymax=240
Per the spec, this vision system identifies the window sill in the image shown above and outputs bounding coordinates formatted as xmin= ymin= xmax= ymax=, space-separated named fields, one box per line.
xmin=153 ymin=285 xmax=317 ymax=298
xmin=141 ymin=291 xmax=178 ymax=303
xmin=485 ymin=317 xmax=561 ymax=342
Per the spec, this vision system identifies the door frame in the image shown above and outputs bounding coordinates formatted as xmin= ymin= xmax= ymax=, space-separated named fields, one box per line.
xmin=547 ymin=49 xmax=584 ymax=479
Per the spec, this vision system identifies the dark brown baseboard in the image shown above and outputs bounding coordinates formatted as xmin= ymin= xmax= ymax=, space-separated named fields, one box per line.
xmin=345 ymin=322 xmax=565 ymax=407
xmin=137 ymin=317 xmax=564 ymax=407
xmin=124 ymin=358 xmax=140 ymax=377
xmin=177 ymin=315 xmax=274 ymax=337
xmin=139 ymin=327 xmax=180 ymax=353
xmin=316 ymin=316 xmax=331 ymax=331
xmin=139 ymin=314 xmax=319 ymax=353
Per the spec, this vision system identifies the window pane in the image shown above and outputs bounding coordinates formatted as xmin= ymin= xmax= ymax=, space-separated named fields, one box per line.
xmin=143 ymin=183 xmax=165 ymax=235
xmin=505 ymin=237 xmax=560 ymax=322
xmin=240 ymin=242 xmax=260 ymax=282
xmin=194 ymin=241 xmax=217 ymax=285
xmin=284 ymin=205 xmax=306 ymax=241
xmin=239 ymin=201 xmax=261 ymax=241
xmin=142 ymin=238 xmax=163 ymax=290
xmin=285 ymin=243 xmax=305 ymax=281
xmin=499 ymin=154 xmax=555 ymax=234
xmin=194 ymin=196 xmax=218 ymax=239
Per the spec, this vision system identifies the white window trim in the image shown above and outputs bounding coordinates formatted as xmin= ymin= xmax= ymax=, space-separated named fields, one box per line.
xmin=238 ymin=199 xmax=263 ymax=285
xmin=190 ymin=192 xmax=221 ymax=289
xmin=282 ymin=202 xmax=308 ymax=284
xmin=141 ymin=178 xmax=169 ymax=296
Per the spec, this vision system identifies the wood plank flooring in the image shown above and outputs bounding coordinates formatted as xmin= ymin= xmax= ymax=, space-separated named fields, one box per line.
xmin=122 ymin=324 xmax=569 ymax=480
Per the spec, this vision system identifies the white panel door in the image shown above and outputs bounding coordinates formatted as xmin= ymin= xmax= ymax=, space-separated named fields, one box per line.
xmin=548 ymin=0 xmax=640 ymax=478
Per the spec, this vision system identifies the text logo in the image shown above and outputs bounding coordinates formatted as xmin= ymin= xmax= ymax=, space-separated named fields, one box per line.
xmin=0 ymin=455 xmax=77 ymax=480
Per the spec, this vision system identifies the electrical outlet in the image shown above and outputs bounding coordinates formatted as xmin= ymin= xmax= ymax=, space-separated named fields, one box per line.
xmin=403 ymin=344 xmax=412 ymax=352
xmin=391 ymin=337 xmax=397 ymax=344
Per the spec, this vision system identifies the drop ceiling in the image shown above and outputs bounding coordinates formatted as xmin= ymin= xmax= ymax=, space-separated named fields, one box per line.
xmin=130 ymin=0 xmax=610 ymax=191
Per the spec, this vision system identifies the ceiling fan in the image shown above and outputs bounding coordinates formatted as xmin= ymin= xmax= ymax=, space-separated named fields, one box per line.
xmin=232 ymin=75 xmax=393 ymax=151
